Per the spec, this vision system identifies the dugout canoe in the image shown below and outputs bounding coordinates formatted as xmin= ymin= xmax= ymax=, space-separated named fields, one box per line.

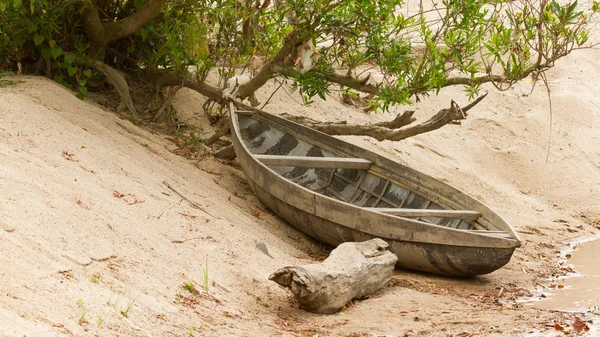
xmin=229 ymin=102 xmax=521 ymax=277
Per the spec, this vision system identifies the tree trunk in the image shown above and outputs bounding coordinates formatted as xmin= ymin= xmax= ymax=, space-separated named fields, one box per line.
xmin=269 ymin=238 xmax=397 ymax=314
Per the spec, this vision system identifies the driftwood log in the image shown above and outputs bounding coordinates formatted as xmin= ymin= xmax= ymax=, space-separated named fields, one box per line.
xmin=269 ymin=238 xmax=397 ymax=314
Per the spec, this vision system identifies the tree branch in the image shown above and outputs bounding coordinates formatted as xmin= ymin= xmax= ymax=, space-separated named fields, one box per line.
xmin=281 ymin=94 xmax=486 ymax=141
xmin=81 ymin=0 xmax=108 ymax=45
xmin=325 ymin=72 xmax=381 ymax=96
xmin=374 ymin=110 xmax=416 ymax=128
xmin=155 ymin=71 xmax=486 ymax=144
xmin=104 ymin=0 xmax=166 ymax=40
xmin=441 ymin=74 xmax=506 ymax=88
xmin=235 ymin=30 xmax=306 ymax=100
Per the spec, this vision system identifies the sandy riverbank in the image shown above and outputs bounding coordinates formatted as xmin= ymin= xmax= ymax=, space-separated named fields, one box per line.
xmin=0 ymin=39 xmax=599 ymax=336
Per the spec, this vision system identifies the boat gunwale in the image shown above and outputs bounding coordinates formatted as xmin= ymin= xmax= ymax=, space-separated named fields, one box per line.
xmin=229 ymin=102 xmax=521 ymax=248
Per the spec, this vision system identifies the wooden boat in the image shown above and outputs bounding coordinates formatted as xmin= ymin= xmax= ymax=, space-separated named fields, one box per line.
xmin=229 ymin=102 xmax=521 ymax=277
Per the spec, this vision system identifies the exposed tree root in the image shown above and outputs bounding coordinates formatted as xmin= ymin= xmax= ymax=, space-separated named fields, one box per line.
xmin=205 ymin=121 xmax=231 ymax=146
xmin=154 ymin=85 xmax=181 ymax=123
xmin=83 ymin=59 xmax=138 ymax=118
xmin=213 ymin=145 xmax=237 ymax=160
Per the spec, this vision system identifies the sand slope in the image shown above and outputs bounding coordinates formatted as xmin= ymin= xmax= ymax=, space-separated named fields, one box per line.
xmin=0 ymin=42 xmax=599 ymax=336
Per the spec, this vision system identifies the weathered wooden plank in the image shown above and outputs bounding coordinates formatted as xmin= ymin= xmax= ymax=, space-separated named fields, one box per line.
xmin=255 ymin=154 xmax=372 ymax=169
xmin=364 ymin=208 xmax=481 ymax=220
xmin=468 ymin=230 xmax=512 ymax=238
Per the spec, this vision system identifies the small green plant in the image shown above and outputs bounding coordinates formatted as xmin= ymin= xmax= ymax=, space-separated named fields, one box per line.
xmin=97 ymin=316 xmax=104 ymax=326
xmin=201 ymin=258 xmax=209 ymax=294
xmin=120 ymin=293 xmax=140 ymax=318
xmin=0 ymin=71 xmax=14 ymax=87
xmin=182 ymin=281 xmax=198 ymax=295
xmin=77 ymin=299 xmax=87 ymax=325
xmin=91 ymin=273 xmax=101 ymax=284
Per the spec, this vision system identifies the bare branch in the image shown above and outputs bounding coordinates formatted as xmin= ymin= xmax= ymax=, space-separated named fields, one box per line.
xmin=374 ymin=110 xmax=416 ymax=128
xmin=281 ymin=94 xmax=487 ymax=141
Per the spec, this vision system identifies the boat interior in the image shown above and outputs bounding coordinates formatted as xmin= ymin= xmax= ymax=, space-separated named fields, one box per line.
xmin=238 ymin=113 xmax=512 ymax=238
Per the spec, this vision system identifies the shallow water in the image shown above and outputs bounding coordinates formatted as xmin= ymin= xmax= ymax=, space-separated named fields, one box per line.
xmin=531 ymin=238 xmax=600 ymax=311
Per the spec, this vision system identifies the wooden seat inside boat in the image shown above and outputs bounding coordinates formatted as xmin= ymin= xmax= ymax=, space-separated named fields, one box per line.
xmin=254 ymin=154 xmax=372 ymax=169
xmin=364 ymin=208 xmax=481 ymax=220
xmin=467 ymin=230 xmax=513 ymax=238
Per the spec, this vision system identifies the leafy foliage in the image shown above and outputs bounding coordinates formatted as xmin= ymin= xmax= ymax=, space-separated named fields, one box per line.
xmin=0 ymin=70 xmax=14 ymax=86
xmin=0 ymin=0 xmax=93 ymax=97
xmin=0 ymin=0 xmax=598 ymax=110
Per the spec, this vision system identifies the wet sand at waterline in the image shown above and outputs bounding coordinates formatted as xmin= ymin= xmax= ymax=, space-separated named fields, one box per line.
xmin=531 ymin=238 xmax=600 ymax=312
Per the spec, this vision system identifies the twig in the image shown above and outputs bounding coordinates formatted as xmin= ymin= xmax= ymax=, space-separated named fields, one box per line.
xmin=153 ymin=85 xmax=181 ymax=122
xmin=162 ymin=181 xmax=215 ymax=218
xmin=261 ymin=79 xmax=285 ymax=109
xmin=540 ymin=71 xmax=553 ymax=164
xmin=111 ymin=309 xmax=153 ymax=337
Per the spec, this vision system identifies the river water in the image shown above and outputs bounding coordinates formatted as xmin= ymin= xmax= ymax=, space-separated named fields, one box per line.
xmin=530 ymin=237 xmax=600 ymax=311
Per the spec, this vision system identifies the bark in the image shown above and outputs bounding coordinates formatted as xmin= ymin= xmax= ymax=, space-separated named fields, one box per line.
xmin=79 ymin=57 xmax=138 ymax=118
xmin=275 ymin=66 xmax=382 ymax=96
xmin=234 ymin=31 xmax=306 ymax=100
xmin=153 ymin=86 xmax=181 ymax=122
xmin=81 ymin=0 xmax=107 ymax=45
xmin=278 ymin=94 xmax=486 ymax=141
xmin=205 ymin=121 xmax=231 ymax=146
xmin=104 ymin=0 xmax=166 ymax=40
xmin=81 ymin=0 xmax=165 ymax=51
xmin=156 ymin=75 xmax=485 ymax=144
xmin=154 ymin=73 xmax=223 ymax=103
xmin=269 ymin=238 xmax=397 ymax=314
xmin=213 ymin=145 xmax=237 ymax=160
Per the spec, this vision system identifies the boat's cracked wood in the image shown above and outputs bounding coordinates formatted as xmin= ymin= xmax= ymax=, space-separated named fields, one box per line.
xmin=269 ymin=238 xmax=397 ymax=314
xmin=255 ymin=154 xmax=371 ymax=169
xmin=365 ymin=208 xmax=481 ymax=220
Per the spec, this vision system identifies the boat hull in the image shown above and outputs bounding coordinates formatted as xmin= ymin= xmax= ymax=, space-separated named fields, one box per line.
xmin=229 ymin=104 xmax=519 ymax=277
xmin=245 ymin=168 xmax=514 ymax=277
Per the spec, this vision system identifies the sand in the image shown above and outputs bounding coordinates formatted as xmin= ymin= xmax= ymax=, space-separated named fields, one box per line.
xmin=1 ymin=42 xmax=599 ymax=336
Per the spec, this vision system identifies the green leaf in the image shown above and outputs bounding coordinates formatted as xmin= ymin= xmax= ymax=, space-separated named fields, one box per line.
xmin=63 ymin=53 xmax=75 ymax=65
xmin=67 ymin=66 xmax=78 ymax=77
xmin=78 ymin=86 xmax=88 ymax=96
xmin=83 ymin=69 xmax=92 ymax=78
xmin=0 ymin=1 xmax=7 ymax=12
xmin=63 ymin=82 xmax=73 ymax=89
xmin=139 ymin=28 xmax=149 ymax=40
xmin=12 ymin=36 xmax=25 ymax=46
xmin=50 ymin=46 xmax=62 ymax=59
xmin=33 ymin=34 xmax=44 ymax=46
xmin=27 ymin=22 xmax=38 ymax=34
xmin=41 ymin=48 xmax=51 ymax=60
xmin=53 ymin=75 xmax=64 ymax=84
xmin=134 ymin=0 xmax=145 ymax=10
xmin=14 ymin=0 xmax=23 ymax=9
xmin=76 ymin=93 xmax=85 ymax=100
